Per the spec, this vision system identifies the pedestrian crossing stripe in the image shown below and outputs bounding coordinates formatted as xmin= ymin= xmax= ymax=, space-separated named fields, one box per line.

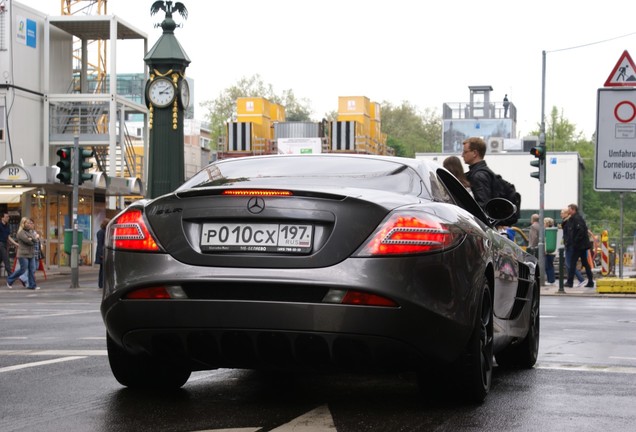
xmin=604 ymin=50 xmax=636 ymax=87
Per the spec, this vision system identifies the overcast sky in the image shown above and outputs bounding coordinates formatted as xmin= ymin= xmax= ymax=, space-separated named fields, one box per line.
xmin=23 ymin=0 xmax=636 ymax=139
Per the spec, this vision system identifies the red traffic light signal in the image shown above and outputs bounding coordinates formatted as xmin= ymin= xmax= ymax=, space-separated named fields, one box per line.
xmin=56 ymin=147 xmax=72 ymax=184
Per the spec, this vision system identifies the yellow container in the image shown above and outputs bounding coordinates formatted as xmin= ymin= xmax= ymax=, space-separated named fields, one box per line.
xmin=338 ymin=96 xmax=370 ymax=116
xmin=370 ymin=102 xmax=381 ymax=121
xmin=337 ymin=114 xmax=370 ymax=137
xmin=237 ymin=97 xmax=271 ymax=117
xmin=237 ymin=114 xmax=272 ymax=129
xmin=250 ymin=120 xmax=274 ymax=141
xmin=370 ymin=119 xmax=381 ymax=140
xmin=269 ymin=103 xmax=286 ymax=122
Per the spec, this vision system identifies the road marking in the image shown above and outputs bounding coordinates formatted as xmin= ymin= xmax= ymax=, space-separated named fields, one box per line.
xmin=7 ymin=310 xmax=99 ymax=319
xmin=271 ymin=405 xmax=336 ymax=431
xmin=190 ymin=405 xmax=335 ymax=432
xmin=0 ymin=350 xmax=106 ymax=356
xmin=536 ymin=362 xmax=636 ymax=374
xmin=0 ymin=356 xmax=87 ymax=373
xmin=609 ymin=356 xmax=636 ymax=361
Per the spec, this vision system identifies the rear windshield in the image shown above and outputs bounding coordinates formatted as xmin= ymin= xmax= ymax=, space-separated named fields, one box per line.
xmin=178 ymin=156 xmax=424 ymax=195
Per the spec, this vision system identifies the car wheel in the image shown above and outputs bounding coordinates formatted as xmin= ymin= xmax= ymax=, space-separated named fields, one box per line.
xmin=495 ymin=278 xmax=540 ymax=369
xmin=106 ymin=333 xmax=191 ymax=389
xmin=458 ymin=278 xmax=493 ymax=403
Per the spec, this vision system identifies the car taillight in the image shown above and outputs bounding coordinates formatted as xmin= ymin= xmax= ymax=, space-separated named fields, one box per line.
xmin=108 ymin=208 xmax=160 ymax=252
xmin=355 ymin=211 xmax=463 ymax=256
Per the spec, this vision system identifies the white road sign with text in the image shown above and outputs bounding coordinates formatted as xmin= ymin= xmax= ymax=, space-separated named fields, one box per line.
xmin=596 ymin=88 xmax=636 ymax=191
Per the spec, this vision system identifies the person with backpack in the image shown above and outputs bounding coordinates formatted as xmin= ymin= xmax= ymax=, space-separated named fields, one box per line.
xmin=462 ymin=136 xmax=521 ymax=225
xmin=462 ymin=137 xmax=499 ymax=207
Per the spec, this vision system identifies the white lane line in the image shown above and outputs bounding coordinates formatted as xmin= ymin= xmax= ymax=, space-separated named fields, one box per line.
xmin=536 ymin=362 xmax=636 ymax=374
xmin=0 ymin=356 xmax=87 ymax=373
xmin=0 ymin=350 xmax=106 ymax=356
xmin=271 ymin=405 xmax=336 ymax=431
xmin=609 ymin=356 xmax=636 ymax=361
xmin=7 ymin=310 xmax=99 ymax=319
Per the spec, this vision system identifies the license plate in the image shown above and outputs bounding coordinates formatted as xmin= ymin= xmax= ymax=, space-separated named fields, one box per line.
xmin=200 ymin=223 xmax=313 ymax=253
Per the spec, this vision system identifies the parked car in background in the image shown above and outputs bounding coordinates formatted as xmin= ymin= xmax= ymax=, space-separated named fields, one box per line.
xmin=101 ymin=154 xmax=540 ymax=403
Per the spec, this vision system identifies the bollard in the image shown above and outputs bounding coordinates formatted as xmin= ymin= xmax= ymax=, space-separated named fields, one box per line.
xmin=558 ymin=247 xmax=565 ymax=293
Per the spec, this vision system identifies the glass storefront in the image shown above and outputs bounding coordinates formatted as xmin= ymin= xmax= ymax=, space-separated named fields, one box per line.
xmin=28 ymin=189 xmax=95 ymax=268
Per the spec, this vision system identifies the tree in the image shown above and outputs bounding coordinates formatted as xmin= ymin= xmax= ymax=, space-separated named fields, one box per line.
xmin=380 ymin=101 xmax=442 ymax=157
xmin=201 ymin=74 xmax=313 ymax=146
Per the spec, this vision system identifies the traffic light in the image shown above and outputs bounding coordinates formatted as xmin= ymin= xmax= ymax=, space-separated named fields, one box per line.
xmin=529 ymin=145 xmax=546 ymax=182
xmin=56 ymin=147 xmax=72 ymax=184
xmin=529 ymin=145 xmax=546 ymax=160
xmin=78 ymin=147 xmax=94 ymax=185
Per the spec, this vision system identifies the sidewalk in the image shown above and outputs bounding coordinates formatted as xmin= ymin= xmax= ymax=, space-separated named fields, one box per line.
xmin=542 ymin=277 xmax=636 ymax=297
xmin=3 ymin=265 xmax=100 ymax=290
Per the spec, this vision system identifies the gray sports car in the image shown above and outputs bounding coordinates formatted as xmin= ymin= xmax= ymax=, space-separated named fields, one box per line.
xmin=101 ymin=154 xmax=539 ymax=403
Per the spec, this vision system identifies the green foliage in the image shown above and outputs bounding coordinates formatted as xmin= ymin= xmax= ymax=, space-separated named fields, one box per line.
xmin=380 ymin=101 xmax=442 ymax=157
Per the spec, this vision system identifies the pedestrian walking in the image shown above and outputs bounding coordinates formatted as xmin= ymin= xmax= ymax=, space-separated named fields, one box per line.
xmin=544 ymin=217 xmax=556 ymax=285
xmin=19 ymin=223 xmax=43 ymax=287
xmin=6 ymin=218 xmax=40 ymax=290
xmin=561 ymin=208 xmax=585 ymax=286
xmin=0 ymin=212 xmax=18 ymax=278
xmin=563 ymin=204 xmax=594 ymax=288
xmin=95 ymin=218 xmax=109 ymax=289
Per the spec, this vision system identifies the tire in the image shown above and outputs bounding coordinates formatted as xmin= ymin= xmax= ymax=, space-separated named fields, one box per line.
xmin=495 ymin=279 xmax=540 ymax=369
xmin=457 ymin=279 xmax=493 ymax=403
xmin=106 ymin=333 xmax=191 ymax=389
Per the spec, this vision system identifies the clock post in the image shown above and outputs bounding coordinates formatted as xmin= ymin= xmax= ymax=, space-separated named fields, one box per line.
xmin=144 ymin=1 xmax=191 ymax=198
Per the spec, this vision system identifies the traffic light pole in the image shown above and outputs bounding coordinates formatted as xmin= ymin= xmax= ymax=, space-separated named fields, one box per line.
xmin=70 ymin=136 xmax=80 ymax=288
xmin=537 ymin=50 xmax=547 ymax=286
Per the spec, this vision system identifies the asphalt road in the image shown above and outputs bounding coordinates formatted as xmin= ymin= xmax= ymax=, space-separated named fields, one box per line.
xmin=1 ymin=275 xmax=636 ymax=431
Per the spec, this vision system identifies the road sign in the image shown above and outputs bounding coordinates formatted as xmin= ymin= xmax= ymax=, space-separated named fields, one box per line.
xmin=604 ymin=50 xmax=636 ymax=87
xmin=595 ymin=88 xmax=636 ymax=191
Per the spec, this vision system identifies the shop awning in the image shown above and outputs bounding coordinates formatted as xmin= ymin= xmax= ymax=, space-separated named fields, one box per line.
xmin=0 ymin=187 xmax=35 ymax=204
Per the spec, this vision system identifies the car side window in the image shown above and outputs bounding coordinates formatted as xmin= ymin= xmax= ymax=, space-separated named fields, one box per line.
xmin=427 ymin=172 xmax=453 ymax=203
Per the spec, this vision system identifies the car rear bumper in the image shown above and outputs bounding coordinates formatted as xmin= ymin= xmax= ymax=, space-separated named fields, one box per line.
xmin=101 ymin=251 xmax=483 ymax=370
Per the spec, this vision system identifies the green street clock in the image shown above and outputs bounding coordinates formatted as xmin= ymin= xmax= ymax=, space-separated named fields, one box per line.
xmin=144 ymin=1 xmax=191 ymax=199
xmin=179 ymin=78 xmax=190 ymax=109
xmin=148 ymin=77 xmax=175 ymax=107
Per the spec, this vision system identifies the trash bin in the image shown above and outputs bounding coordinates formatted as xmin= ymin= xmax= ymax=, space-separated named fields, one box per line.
xmin=545 ymin=227 xmax=558 ymax=254
xmin=63 ymin=229 xmax=83 ymax=255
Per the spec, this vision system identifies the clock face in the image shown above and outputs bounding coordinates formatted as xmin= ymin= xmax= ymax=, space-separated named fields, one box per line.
xmin=148 ymin=78 xmax=175 ymax=108
xmin=179 ymin=79 xmax=190 ymax=109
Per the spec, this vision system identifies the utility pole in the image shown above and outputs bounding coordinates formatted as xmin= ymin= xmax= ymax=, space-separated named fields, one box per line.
xmin=70 ymin=136 xmax=80 ymax=288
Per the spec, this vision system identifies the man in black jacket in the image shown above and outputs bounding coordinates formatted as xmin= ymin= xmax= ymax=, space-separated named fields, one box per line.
xmin=462 ymin=137 xmax=495 ymax=208
xmin=564 ymin=203 xmax=595 ymax=288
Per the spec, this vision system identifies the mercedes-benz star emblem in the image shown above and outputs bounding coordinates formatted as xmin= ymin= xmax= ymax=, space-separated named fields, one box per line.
xmin=247 ymin=197 xmax=265 ymax=214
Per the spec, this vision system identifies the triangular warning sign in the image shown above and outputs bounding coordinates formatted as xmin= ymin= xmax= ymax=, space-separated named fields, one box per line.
xmin=604 ymin=50 xmax=636 ymax=87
